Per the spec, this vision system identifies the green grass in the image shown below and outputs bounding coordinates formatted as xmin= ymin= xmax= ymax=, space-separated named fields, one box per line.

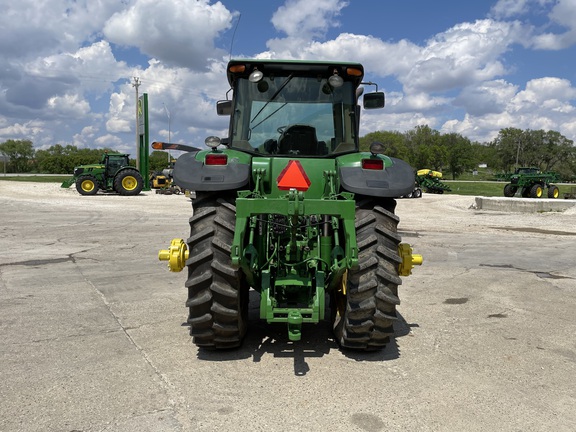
xmin=445 ymin=181 xmax=504 ymax=196
xmin=2 ymin=175 xmax=574 ymax=198
xmin=0 ymin=175 xmax=70 ymax=183
xmin=449 ymin=170 xmax=496 ymax=181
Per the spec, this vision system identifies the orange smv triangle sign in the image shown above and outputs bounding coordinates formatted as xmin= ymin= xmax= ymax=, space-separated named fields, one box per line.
xmin=277 ymin=160 xmax=311 ymax=191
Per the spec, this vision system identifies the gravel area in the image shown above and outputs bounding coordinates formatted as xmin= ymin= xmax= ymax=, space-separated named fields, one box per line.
xmin=1 ymin=180 xmax=575 ymax=432
xmin=2 ymin=180 xmax=575 ymax=226
xmin=0 ymin=181 xmax=192 ymax=214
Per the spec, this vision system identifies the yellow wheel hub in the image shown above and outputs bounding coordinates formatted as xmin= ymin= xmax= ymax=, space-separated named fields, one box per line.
xmin=158 ymin=238 xmax=189 ymax=272
xmin=398 ymin=243 xmax=423 ymax=276
xmin=81 ymin=180 xmax=95 ymax=192
xmin=122 ymin=176 xmax=137 ymax=191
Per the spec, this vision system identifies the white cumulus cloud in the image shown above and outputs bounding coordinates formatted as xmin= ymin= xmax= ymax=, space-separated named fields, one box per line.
xmin=103 ymin=0 xmax=236 ymax=70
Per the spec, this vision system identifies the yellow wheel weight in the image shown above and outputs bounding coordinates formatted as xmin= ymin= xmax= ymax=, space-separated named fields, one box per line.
xmin=398 ymin=243 xmax=423 ymax=276
xmin=158 ymin=239 xmax=189 ymax=272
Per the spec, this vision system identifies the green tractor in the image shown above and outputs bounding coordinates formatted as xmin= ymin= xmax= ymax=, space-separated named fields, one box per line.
xmin=158 ymin=59 xmax=422 ymax=351
xmin=501 ymin=167 xmax=560 ymax=198
xmin=61 ymin=152 xmax=144 ymax=196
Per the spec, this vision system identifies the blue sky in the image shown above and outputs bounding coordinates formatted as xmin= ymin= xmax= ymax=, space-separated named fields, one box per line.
xmin=1 ymin=0 xmax=576 ymax=155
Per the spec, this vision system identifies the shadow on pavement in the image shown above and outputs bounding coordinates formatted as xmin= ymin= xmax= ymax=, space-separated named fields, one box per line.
xmin=196 ymin=291 xmax=419 ymax=374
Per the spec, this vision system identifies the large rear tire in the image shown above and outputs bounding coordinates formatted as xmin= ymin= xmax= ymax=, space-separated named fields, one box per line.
xmin=332 ymin=197 xmax=402 ymax=351
xmin=185 ymin=194 xmax=248 ymax=349
xmin=114 ymin=169 xmax=144 ymax=196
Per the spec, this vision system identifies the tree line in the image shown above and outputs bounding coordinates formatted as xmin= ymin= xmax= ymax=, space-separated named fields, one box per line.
xmin=0 ymin=140 xmax=171 ymax=175
xmin=2 ymin=126 xmax=576 ymax=180
xmin=359 ymin=126 xmax=576 ymax=180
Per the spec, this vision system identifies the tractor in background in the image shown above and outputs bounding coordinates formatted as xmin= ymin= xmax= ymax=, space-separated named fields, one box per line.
xmin=500 ymin=167 xmax=560 ymax=198
xmin=416 ymin=169 xmax=451 ymax=194
xmin=61 ymin=152 xmax=144 ymax=196
xmin=405 ymin=169 xmax=451 ymax=198
xmin=149 ymin=142 xmax=204 ymax=195
xmin=150 ymin=157 xmax=181 ymax=195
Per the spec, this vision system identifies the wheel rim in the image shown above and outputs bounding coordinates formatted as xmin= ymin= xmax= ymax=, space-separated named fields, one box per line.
xmin=536 ymin=187 xmax=542 ymax=197
xmin=81 ymin=180 xmax=94 ymax=192
xmin=553 ymin=188 xmax=559 ymax=198
xmin=122 ymin=176 xmax=137 ymax=191
xmin=335 ymin=271 xmax=348 ymax=319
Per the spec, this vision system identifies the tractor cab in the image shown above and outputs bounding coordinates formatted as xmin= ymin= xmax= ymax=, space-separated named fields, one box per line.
xmin=104 ymin=153 xmax=131 ymax=178
xmin=513 ymin=167 xmax=539 ymax=176
xmin=217 ymin=60 xmax=384 ymax=157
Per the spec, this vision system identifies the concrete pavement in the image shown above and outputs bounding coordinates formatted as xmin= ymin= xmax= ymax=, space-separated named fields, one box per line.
xmin=475 ymin=196 xmax=576 ymax=212
xmin=1 ymin=186 xmax=575 ymax=432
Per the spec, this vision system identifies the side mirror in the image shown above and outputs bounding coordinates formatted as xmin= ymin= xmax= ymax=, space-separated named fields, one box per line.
xmin=216 ymin=100 xmax=232 ymax=116
xmin=363 ymin=92 xmax=385 ymax=109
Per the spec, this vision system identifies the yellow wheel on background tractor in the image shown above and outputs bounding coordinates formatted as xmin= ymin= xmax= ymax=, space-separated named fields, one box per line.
xmin=81 ymin=179 xmax=95 ymax=192
xmin=548 ymin=185 xmax=559 ymax=199
xmin=75 ymin=175 xmax=99 ymax=195
xmin=530 ymin=184 xmax=543 ymax=198
xmin=122 ymin=176 xmax=138 ymax=191
xmin=114 ymin=169 xmax=144 ymax=196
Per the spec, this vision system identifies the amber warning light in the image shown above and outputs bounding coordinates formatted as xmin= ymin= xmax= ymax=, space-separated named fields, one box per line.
xmin=277 ymin=160 xmax=311 ymax=191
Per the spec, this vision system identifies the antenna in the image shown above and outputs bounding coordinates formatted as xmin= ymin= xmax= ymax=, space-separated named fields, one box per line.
xmin=229 ymin=13 xmax=241 ymax=61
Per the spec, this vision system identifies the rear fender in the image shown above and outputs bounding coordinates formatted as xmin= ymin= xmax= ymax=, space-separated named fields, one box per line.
xmin=337 ymin=153 xmax=415 ymax=198
xmin=172 ymin=149 xmax=252 ymax=191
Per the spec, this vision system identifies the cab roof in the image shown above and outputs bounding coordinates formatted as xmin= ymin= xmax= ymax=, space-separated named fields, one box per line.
xmin=226 ymin=59 xmax=365 ymax=88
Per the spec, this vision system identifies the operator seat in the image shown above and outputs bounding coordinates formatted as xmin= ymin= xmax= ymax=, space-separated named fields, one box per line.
xmin=106 ymin=158 xmax=122 ymax=177
xmin=278 ymin=125 xmax=318 ymax=155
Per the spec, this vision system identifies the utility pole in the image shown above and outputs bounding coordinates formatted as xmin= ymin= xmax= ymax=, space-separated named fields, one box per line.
xmin=163 ymin=103 xmax=171 ymax=163
xmin=132 ymin=77 xmax=141 ymax=170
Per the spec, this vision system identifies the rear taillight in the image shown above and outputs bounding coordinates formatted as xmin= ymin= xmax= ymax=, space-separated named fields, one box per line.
xmin=205 ymin=154 xmax=227 ymax=166
xmin=361 ymin=159 xmax=384 ymax=170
